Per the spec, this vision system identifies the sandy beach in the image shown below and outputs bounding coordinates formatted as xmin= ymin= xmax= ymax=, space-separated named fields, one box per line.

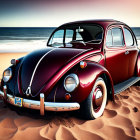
xmin=0 ymin=87 xmax=139 ymax=140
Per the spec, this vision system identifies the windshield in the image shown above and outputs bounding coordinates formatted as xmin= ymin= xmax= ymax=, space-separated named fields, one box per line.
xmin=48 ymin=24 xmax=103 ymax=48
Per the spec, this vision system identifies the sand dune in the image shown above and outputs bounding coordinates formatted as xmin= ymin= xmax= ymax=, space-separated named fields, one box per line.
xmin=0 ymin=86 xmax=139 ymax=140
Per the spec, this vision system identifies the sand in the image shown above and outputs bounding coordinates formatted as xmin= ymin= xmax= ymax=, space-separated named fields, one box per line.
xmin=0 ymin=53 xmax=140 ymax=140
xmin=0 ymin=87 xmax=139 ymax=140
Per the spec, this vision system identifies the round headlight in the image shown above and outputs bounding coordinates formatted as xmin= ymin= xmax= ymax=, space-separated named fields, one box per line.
xmin=3 ymin=68 xmax=12 ymax=82
xmin=64 ymin=74 xmax=79 ymax=92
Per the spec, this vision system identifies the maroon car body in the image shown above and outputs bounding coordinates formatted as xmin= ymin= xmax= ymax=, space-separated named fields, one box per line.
xmin=0 ymin=19 xmax=139 ymax=119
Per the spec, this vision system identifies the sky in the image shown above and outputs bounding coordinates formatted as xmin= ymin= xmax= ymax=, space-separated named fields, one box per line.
xmin=0 ymin=0 xmax=140 ymax=27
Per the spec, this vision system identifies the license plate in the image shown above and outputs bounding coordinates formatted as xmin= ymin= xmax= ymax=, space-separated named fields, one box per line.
xmin=15 ymin=97 xmax=23 ymax=107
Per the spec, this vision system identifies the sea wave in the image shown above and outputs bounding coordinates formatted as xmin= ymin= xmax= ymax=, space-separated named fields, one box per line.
xmin=0 ymin=40 xmax=47 ymax=53
xmin=0 ymin=39 xmax=140 ymax=53
xmin=0 ymin=36 xmax=49 ymax=40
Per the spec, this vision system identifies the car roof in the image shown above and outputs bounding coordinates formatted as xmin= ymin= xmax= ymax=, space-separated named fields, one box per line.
xmin=60 ymin=19 xmax=127 ymax=29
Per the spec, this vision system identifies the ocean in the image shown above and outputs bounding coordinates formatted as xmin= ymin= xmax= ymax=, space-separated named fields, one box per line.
xmin=0 ymin=27 xmax=140 ymax=52
xmin=0 ymin=27 xmax=56 ymax=52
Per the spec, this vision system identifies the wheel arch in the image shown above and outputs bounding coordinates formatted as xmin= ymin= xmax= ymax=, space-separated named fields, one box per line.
xmin=100 ymin=73 xmax=114 ymax=101
xmin=72 ymin=62 xmax=114 ymax=102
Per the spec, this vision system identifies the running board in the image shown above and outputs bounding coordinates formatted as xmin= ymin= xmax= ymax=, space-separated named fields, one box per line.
xmin=114 ymin=77 xmax=140 ymax=95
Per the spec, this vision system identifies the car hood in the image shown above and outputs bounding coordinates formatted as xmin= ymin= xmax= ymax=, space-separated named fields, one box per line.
xmin=18 ymin=47 xmax=101 ymax=97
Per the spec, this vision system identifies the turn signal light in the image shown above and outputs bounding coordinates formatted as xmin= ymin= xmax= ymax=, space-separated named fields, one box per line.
xmin=65 ymin=93 xmax=71 ymax=100
xmin=80 ymin=61 xmax=87 ymax=69
xmin=11 ymin=59 xmax=19 ymax=65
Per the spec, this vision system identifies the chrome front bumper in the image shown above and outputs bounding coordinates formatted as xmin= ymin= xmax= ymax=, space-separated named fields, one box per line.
xmin=0 ymin=88 xmax=80 ymax=116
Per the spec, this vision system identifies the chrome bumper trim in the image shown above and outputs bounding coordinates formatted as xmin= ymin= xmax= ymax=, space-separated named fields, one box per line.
xmin=0 ymin=90 xmax=80 ymax=112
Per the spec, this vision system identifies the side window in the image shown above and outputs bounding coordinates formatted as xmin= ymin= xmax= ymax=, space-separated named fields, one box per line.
xmin=65 ymin=29 xmax=74 ymax=43
xmin=124 ymin=28 xmax=134 ymax=46
xmin=49 ymin=29 xmax=64 ymax=47
xmin=106 ymin=29 xmax=113 ymax=46
xmin=112 ymin=28 xmax=124 ymax=46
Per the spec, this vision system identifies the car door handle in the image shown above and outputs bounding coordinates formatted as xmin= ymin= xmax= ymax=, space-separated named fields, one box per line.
xmin=125 ymin=51 xmax=129 ymax=55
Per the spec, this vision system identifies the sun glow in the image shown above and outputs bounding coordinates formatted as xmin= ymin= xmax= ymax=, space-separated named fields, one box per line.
xmin=0 ymin=0 xmax=140 ymax=27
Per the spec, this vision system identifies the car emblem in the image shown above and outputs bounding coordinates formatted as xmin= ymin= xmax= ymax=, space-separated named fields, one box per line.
xmin=25 ymin=86 xmax=31 ymax=96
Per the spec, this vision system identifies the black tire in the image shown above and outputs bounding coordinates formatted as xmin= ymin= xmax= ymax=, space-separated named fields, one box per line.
xmin=80 ymin=77 xmax=107 ymax=120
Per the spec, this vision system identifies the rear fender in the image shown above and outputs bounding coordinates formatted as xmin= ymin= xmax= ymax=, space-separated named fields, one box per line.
xmin=136 ymin=51 xmax=140 ymax=76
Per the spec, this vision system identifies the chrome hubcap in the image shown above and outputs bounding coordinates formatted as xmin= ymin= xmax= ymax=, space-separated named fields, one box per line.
xmin=95 ymin=90 xmax=103 ymax=99
xmin=93 ymin=86 xmax=103 ymax=112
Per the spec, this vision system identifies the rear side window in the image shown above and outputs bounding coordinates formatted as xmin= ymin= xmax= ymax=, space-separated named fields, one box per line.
xmin=106 ymin=27 xmax=124 ymax=47
xmin=106 ymin=29 xmax=112 ymax=46
xmin=124 ymin=28 xmax=134 ymax=46
xmin=112 ymin=28 xmax=124 ymax=46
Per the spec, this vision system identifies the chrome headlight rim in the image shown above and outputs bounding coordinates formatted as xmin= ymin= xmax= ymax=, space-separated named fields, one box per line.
xmin=64 ymin=73 xmax=79 ymax=93
xmin=2 ymin=68 xmax=12 ymax=82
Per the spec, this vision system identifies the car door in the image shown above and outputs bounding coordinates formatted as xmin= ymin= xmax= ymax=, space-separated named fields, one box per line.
xmin=123 ymin=26 xmax=138 ymax=78
xmin=105 ymin=26 xmax=129 ymax=85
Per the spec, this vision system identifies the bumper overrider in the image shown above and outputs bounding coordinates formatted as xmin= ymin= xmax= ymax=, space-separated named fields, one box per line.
xmin=0 ymin=86 xmax=80 ymax=116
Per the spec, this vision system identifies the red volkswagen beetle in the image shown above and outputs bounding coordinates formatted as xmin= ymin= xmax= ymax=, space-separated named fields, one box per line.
xmin=0 ymin=20 xmax=140 ymax=119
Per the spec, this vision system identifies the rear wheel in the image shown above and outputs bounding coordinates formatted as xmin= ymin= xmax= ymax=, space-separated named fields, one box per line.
xmin=80 ymin=77 xmax=107 ymax=119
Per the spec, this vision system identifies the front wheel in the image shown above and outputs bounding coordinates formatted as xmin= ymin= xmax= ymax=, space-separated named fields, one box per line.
xmin=80 ymin=77 xmax=107 ymax=119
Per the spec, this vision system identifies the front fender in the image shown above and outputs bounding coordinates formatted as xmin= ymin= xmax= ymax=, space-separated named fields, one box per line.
xmin=71 ymin=62 xmax=114 ymax=102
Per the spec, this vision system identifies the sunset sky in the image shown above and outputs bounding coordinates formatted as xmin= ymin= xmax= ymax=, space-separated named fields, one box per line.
xmin=0 ymin=0 xmax=140 ymax=27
